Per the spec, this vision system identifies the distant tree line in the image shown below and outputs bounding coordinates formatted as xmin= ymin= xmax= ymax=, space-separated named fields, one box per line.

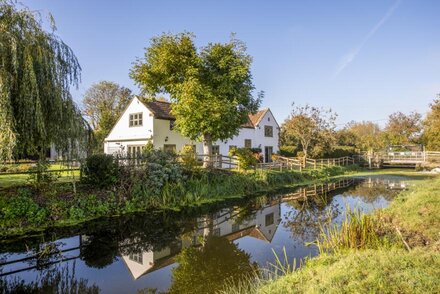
xmin=281 ymin=95 xmax=440 ymax=158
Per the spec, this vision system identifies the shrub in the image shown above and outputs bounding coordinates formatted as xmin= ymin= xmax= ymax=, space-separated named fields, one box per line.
xmin=1 ymin=188 xmax=47 ymax=225
xmin=229 ymin=147 xmax=258 ymax=170
xmin=82 ymin=154 xmax=119 ymax=188
xmin=27 ymin=160 xmax=59 ymax=195
xmin=69 ymin=194 xmax=112 ymax=220
xmin=279 ymin=145 xmax=298 ymax=157
xmin=179 ymin=145 xmax=198 ymax=169
xmin=323 ymin=145 xmax=357 ymax=158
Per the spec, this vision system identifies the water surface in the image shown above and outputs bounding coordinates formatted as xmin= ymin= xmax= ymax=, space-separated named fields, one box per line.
xmin=0 ymin=175 xmax=418 ymax=293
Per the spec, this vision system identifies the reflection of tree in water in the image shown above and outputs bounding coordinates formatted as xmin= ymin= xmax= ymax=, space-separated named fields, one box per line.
xmin=0 ymin=262 xmax=99 ymax=293
xmin=283 ymin=195 xmax=340 ymax=244
xmin=342 ymin=182 xmax=399 ymax=203
xmin=79 ymin=211 xmax=194 ymax=269
xmin=168 ymin=236 xmax=257 ymax=294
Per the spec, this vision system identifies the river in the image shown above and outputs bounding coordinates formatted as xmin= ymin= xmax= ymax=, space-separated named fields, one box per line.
xmin=0 ymin=174 xmax=421 ymax=293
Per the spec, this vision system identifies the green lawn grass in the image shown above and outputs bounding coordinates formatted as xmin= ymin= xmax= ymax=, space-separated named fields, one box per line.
xmin=0 ymin=169 xmax=80 ymax=189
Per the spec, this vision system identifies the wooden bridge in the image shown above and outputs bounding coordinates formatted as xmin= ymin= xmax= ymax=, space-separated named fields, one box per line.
xmin=361 ymin=151 xmax=440 ymax=168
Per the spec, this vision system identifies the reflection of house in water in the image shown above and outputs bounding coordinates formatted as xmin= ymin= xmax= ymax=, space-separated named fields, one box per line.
xmin=121 ymin=203 xmax=281 ymax=280
xmin=121 ymin=240 xmax=185 ymax=279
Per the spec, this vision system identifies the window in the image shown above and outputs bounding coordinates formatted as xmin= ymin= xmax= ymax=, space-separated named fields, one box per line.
xmin=169 ymin=120 xmax=175 ymax=130
xmin=129 ymin=113 xmax=143 ymax=127
xmin=163 ymin=144 xmax=176 ymax=153
xmin=244 ymin=139 xmax=252 ymax=148
xmin=265 ymin=213 xmax=274 ymax=226
xmin=264 ymin=126 xmax=273 ymax=137
xmin=232 ymin=223 xmax=240 ymax=232
xmin=127 ymin=145 xmax=143 ymax=157
xmin=212 ymin=145 xmax=220 ymax=155
xmin=129 ymin=252 xmax=143 ymax=265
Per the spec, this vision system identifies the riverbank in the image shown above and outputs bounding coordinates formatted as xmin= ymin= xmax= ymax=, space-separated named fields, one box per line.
xmin=234 ymin=174 xmax=440 ymax=294
xmin=0 ymin=165 xmax=358 ymax=238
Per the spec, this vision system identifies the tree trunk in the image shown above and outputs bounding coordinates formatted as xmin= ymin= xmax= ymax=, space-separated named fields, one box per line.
xmin=202 ymin=133 xmax=213 ymax=168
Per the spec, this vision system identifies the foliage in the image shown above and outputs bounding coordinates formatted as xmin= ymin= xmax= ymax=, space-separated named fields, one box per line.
xmin=229 ymin=147 xmax=258 ymax=170
xmin=130 ymin=32 xmax=261 ymax=167
xmin=69 ymin=194 xmax=113 ymax=220
xmin=339 ymin=121 xmax=384 ymax=152
xmin=0 ymin=188 xmax=47 ymax=226
xmin=314 ymin=208 xmax=399 ymax=254
xmin=81 ymin=154 xmax=119 ymax=188
xmin=82 ymin=81 xmax=132 ymax=152
xmin=278 ymin=145 xmax=298 ymax=157
xmin=27 ymin=160 xmax=59 ymax=195
xmin=322 ymin=145 xmax=357 ymax=158
xmin=179 ymin=144 xmax=198 ymax=169
xmin=384 ymin=111 xmax=422 ymax=145
xmin=423 ymin=95 xmax=440 ymax=150
xmin=281 ymin=104 xmax=337 ymax=158
xmin=0 ymin=1 xmax=89 ymax=160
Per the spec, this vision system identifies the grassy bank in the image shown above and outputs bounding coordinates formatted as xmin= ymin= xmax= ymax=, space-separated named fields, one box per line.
xmin=0 ymin=165 xmax=356 ymax=238
xmin=233 ymin=175 xmax=440 ymax=294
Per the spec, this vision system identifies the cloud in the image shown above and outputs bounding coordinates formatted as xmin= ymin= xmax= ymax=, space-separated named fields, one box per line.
xmin=333 ymin=0 xmax=401 ymax=78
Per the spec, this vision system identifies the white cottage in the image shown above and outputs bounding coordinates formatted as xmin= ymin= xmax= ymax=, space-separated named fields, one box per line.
xmin=104 ymin=97 xmax=279 ymax=162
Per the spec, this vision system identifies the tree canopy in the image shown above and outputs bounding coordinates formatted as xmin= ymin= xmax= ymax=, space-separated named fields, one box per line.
xmin=344 ymin=121 xmax=384 ymax=152
xmin=384 ymin=111 xmax=422 ymax=145
xmin=423 ymin=95 xmax=440 ymax=150
xmin=0 ymin=1 xmax=89 ymax=160
xmin=281 ymin=104 xmax=337 ymax=158
xmin=130 ymin=32 xmax=261 ymax=167
xmin=82 ymin=81 xmax=132 ymax=152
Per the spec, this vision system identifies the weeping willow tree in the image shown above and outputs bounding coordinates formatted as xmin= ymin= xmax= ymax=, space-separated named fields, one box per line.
xmin=0 ymin=1 xmax=90 ymax=161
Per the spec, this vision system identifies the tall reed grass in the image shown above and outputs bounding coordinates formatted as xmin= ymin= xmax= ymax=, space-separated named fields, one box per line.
xmin=313 ymin=207 xmax=400 ymax=254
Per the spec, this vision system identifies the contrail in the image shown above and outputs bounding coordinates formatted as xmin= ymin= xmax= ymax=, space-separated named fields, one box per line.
xmin=333 ymin=0 xmax=401 ymax=78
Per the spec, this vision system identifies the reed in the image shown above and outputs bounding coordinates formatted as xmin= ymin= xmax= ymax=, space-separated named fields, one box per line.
xmin=313 ymin=206 xmax=399 ymax=254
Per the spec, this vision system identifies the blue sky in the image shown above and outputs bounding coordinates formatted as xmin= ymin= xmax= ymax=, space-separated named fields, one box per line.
xmin=23 ymin=0 xmax=440 ymax=126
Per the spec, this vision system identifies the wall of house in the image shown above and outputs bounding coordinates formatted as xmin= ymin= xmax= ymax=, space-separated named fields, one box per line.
xmin=213 ymin=110 xmax=280 ymax=161
xmin=104 ymin=97 xmax=154 ymax=154
xmin=253 ymin=109 xmax=280 ymax=161
xmin=152 ymin=118 xmax=194 ymax=152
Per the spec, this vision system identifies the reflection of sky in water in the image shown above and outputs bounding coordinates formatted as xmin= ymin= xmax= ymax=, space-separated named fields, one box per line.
xmin=0 ymin=176 xmax=416 ymax=293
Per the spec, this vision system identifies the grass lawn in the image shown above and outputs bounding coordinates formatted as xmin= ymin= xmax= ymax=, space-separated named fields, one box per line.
xmin=0 ymin=169 xmax=80 ymax=189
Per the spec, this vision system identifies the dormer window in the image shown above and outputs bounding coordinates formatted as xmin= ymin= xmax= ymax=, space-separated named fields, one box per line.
xmin=129 ymin=113 xmax=143 ymax=127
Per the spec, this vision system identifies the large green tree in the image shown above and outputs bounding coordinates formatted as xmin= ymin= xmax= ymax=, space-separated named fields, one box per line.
xmin=423 ymin=95 xmax=440 ymax=150
xmin=281 ymin=104 xmax=337 ymax=158
xmin=344 ymin=121 xmax=384 ymax=152
xmin=384 ymin=111 xmax=422 ymax=145
xmin=130 ymin=33 xmax=261 ymax=167
xmin=82 ymin=81 xmax=132 ymax=152
xmin=0 ymin=1 xmax=89 ymax=160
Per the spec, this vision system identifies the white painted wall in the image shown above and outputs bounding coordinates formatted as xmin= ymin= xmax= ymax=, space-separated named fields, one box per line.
xmin=152 ymin=118 xmax=194 ymax=152
xmin=105 ymin=97 xmax=153 ymax=154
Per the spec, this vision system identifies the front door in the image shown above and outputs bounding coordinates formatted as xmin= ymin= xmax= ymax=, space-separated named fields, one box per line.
xmin=264 ymin=146 xmax=273 ymax=163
